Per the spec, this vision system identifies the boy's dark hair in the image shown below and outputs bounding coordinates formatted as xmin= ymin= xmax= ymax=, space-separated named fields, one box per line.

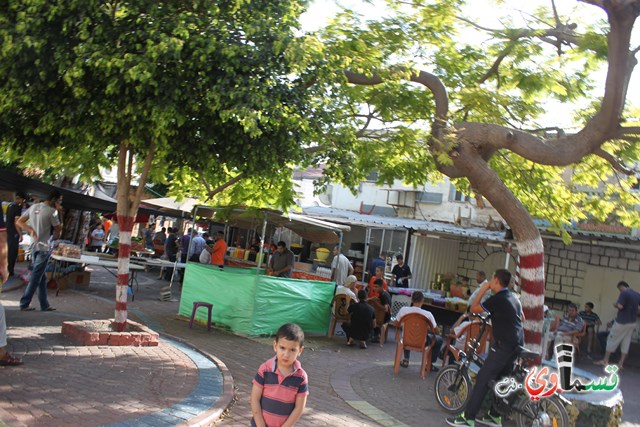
xmin=161 ymin=227 xmax=166 ymax=232
xmin=396 ymin=254 xmax=403 ymax=261
xmin=493 ymin=269 xmax=511 ymax=288
xmin=47 ymin=189 xmax=62 ymax=202
xmin=618 ymin=281 xmax=629 ymax=289
xmin=357 ymin=289 xmax=367 ymax=300
xmin=567 ymin=303 xmax=578 ymax=311
xmin=276 ymin=323 xmax=304 ymax=346
xmin=411 ymin=291 xmax=424 ymax=303
xmin=586 ymin=302 xmax=595 ymax=309
xmin=373 ymin=279 xmax=384 ymax=287
xmin=277 ymin=240 xmax=287 ymax=248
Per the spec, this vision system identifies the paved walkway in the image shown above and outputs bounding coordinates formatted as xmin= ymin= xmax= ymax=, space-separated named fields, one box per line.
xmin=1 ymin=262 xmax=639 ymax=426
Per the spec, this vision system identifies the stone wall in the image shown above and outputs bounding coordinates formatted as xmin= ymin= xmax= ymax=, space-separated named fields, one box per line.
xmin=456 ymin=239 xmax=640 ymax=303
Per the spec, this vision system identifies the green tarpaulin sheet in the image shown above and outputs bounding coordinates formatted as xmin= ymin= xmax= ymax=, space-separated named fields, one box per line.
xmin=179 ymin=263 xmax=335 ymax=335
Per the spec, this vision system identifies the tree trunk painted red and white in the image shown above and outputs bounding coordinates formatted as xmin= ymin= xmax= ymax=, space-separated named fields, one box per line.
xmin=114 ymin=215 xmax=135 ymax=329
xmin=514 ymin=238 xmax=545 ymax=354
xmin=113 ymin=142 xmax=155 ymax=332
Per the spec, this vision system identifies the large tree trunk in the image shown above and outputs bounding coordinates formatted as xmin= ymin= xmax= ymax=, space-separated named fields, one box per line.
xmin=453 ymin=142 xmax=545 ymax=356
xmin=114 ymin=214 xmax=134 ymax=331
xmin=113 ymin=142 xmax=155 ymax=332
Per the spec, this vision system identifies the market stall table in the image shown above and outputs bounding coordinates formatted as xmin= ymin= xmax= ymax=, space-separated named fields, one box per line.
xmin=143 ymin=258 xmax=187 ymax=288
xmin=50 ymin=254 xmax=145 ymax=299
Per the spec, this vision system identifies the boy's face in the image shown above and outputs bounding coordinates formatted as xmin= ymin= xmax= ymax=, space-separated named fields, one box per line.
xmin=273 ymin=337 xmax=304 ymax=370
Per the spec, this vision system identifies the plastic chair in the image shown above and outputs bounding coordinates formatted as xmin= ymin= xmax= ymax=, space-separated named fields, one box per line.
xmin=393 ymin=313 xmax=438 ymax=379
xmin=441 ymin=319 xmax=492 ymax=367
xmin=368 ymin=298 xmax=390 ymax=346
xmin=573 ymin=322 xmax=588 ymax=359
xmin=189 ymin=302 xmax=213 ymax=331
xmin=328 ymin=294 xmax=351 ymax=337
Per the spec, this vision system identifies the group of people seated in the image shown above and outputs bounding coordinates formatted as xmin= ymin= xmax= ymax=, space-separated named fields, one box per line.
xmin=336 ymin=276 xmax=443 ymax=370
xmin=543 ymin=301 xmax=603 ymax=359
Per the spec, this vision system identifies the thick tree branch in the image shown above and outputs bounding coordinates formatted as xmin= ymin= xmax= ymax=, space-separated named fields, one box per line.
xmin=206 ymin=174 xmax=245 ymax=200
xmin=617 ymin=126 xmax=640 ymax=136
xmin=344 ymin=68 xmax=448 ymax=132
xmin=594 ymin=147 xmax=636 ymax=175
xmin=456 ymin=16 xmax=581 ymax=46
xmin=132 ymin=142 xmax=155 ymax=214
xmin=578 ymin=0 xmax=605 ymax=9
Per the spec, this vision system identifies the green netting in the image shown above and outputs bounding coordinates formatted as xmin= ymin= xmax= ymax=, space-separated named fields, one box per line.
xmin=179 ymin=263 xmax=334 ymax=336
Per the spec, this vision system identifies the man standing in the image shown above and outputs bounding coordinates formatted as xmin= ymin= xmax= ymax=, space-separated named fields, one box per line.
xmin=368 ymin=251 xmax=386 ymax=280
xmin=5 ymin=191 xmax=27 ymax=277
xmin=180 ymin=228 xmax=192 ymax=263
xmin=391 ymin=254 xmax=412 ymax=288
xmin=268 ymin=241 xmax=294 ymax=278
xmin=189 ymin=230 xmax=206 ymax=262
xmin=596 ymin=281 xmax=640 ymax=370
xmin=153 ymin=227 xmax=167 ymax=246
xmin=446 ymin=269 xmax=524 ymax=427
xmin=207 ymin=231 xmax=227 ymax=267
xmin=331 ymin=246 xmax=354 ymax=286
xmin=1 ymin=206 xmax=22 ymax=365
xmin=17 ymin=190 xmax=62 ymax=312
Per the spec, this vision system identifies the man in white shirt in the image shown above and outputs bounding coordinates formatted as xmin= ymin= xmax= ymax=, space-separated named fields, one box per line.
xmin=396 ymin=291 xmax=442 ymax=371
xmin=331 ymin=246 xmax=353 ymax=286
xmin=468 ymin=270 xmax=491 ymax=307
xmin=189 ymin=231 xmax=207 ymax=262
xmin=335 ymin=275 xmax=358 ymax=302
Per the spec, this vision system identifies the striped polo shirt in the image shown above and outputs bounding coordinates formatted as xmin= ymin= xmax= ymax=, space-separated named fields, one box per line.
xmin=252 ymin=356 xmax=309 ymax=427
xmin=578 ymin=310 xmax=600 ymax=325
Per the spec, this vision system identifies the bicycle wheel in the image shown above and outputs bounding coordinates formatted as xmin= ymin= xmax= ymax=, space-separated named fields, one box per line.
xmin=434 ymin=365 xmax=472 ymax=413
xmin=515 ymin=395 xmax=570 ymax=427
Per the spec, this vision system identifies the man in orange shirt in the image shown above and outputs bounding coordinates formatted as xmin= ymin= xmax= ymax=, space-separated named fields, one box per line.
xmin=368 ymin=266 xmax=388 ymax=298
xmin=206 ymin=231 xmax=227 ymax=267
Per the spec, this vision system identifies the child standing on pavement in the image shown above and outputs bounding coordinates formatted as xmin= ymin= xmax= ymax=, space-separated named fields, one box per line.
xmin=251 ymin=323 xmax=308 ymax=427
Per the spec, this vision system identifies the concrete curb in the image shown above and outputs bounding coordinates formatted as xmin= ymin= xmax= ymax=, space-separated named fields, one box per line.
xmin=161 ymin=331 xmax=235 ymax=427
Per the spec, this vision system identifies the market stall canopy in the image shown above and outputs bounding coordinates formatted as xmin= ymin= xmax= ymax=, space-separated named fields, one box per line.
xmin=193 ymin=206 xmax=351 ymax=244
xmin=140 ymin=196 xmax=200 ymax=218
xmin=302 ymin=206 xmax=508 ymax=242
xmin=0 ymin=169 xmax=164 ymax=216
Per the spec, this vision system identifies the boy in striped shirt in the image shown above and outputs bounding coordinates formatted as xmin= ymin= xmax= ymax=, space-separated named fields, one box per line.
xmin=251 ymin=323 xmax=308 ymax=427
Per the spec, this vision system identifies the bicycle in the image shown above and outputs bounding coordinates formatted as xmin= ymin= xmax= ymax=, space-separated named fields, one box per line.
xmin=434 ymin=314 xmax=570 ymax=427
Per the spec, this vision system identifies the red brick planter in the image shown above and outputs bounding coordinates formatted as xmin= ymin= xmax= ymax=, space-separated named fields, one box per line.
xmin=61 ymin=319 xmax=159 ymax=346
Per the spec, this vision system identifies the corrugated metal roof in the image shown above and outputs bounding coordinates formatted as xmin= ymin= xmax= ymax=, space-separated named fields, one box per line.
xmin=304 ymin=206 xmax=640 ymax=245
xmin=302 ymin=206 xmax=508 ymax=242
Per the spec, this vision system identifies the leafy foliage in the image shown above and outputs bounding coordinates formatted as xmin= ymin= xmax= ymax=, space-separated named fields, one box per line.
xmin=0 ymin=0 xmax=637 ymax=234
